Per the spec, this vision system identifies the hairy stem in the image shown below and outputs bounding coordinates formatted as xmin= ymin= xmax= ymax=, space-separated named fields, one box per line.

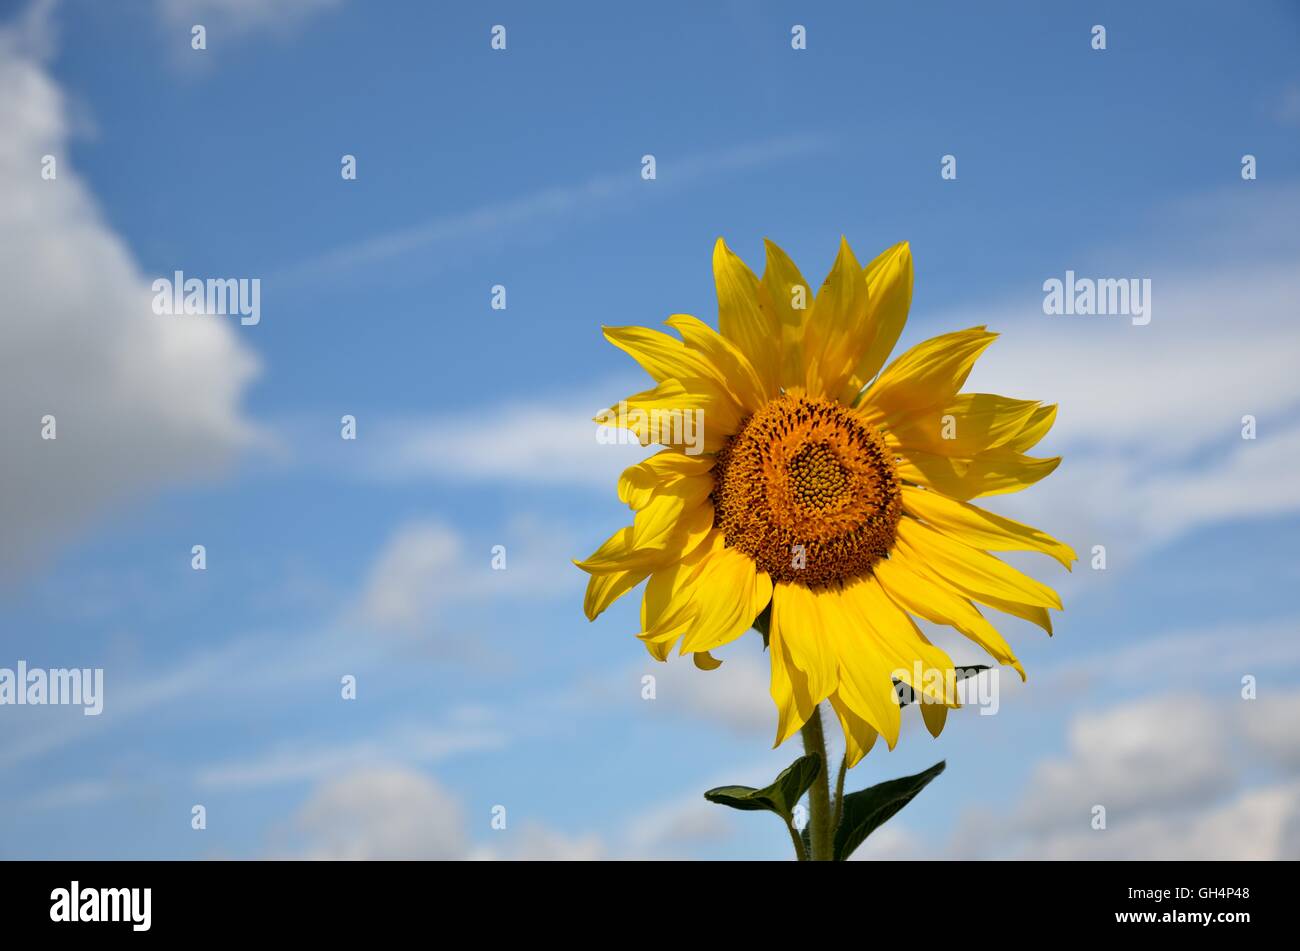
xmin=832 ymin=755 xmax=847 ymax=834
xmin=785 ymin=818 xmax=808 ymax=861
xmin=800 ymin=704 xmax=834 ymax=861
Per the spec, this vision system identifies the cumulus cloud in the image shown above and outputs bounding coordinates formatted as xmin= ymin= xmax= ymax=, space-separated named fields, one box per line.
xmin=644 ymin=647 xmax=776 ymax=737
xmin=350 ymin=515 xmax=581 ymax=637
xmin=1236 ymin=692 xmax=1300 ymax=773
xmin=945 ymin=691 xmax=1300 ymax=860
xmin=469 ymin=824 xmax=604 ymax=862
xmin=354 ymin=520 xmax=465 ymax=631
xmin=289 ymin=767 xmax=467 ymax=860
xmin=280 ymin=765 xmax=601 ymax=861
xmin=1020 ymin=695 xmax=1231 ymax=831
xmin=0 ymin=7 xmax=261 ymax=577
xmin=972 ymin=780 xmax=1300 ymax=862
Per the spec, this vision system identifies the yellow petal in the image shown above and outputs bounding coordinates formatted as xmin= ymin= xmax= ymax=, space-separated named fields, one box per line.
xmin=839 ymin=575 xmax=957 ymax=724
xmin=575 ymin=496 xmax=713 ymax=574
xmin=901 ymin=485 xmax=1076 ymax=569
xmin=836 ymin=241 xmax=914 ymax=404
xmin=713 ymin=238 xmax=781 ymax=397
xmin=618 ymin=451 xmax=715 ymax=511
xmin=770 ymin=581 xmax=839 ymax=712
xmin=882 ymin=393 xmax=1043 ymax=458
xmin=641 ymin=531 xmax=725 ymax=634
xmin=582 ymin=564 xmax=652 ymax=621
xmin=665 ymin=313 xmax=769 ymax=413
xmin=768 ymin=584 xmax=829 ymax=745
xmin=873 ymin=549 xmax=1025 ymax=677
xmin=758 ymin=239 xmax=813 ymax=389
xmin=629 ymin=478 xmax=712 ymax=549
xmin=1004 ymin=403 xmax=1058 ymax=453
xmin=896 ymin=517 xmax=1063 ymax=611
xmin=596 ymin=377 xmax=740 ymax=452
xmin=919 ymin=697 xmax=948 ymax=738
xmin=817 ymin=582 xmax=905 ymax=747
xmin=858 ymin=327 xmax=997 ymax=417
xmin=828 ymin=691 xmax=878 ymax=767
xmin=895 ymin=447 xmax=1061 ymax=500
xmin=693 ymin=650 xmax=723 ymax=671
xmin=800 ymin=237 xmax=869 ymax=399
xmin=676 ymin=548 xmax=772 ymax=655
xmin=602 ymin=325 xmax=719 ymax=384
xmin=575 ymin=525 xmax=641 ymax=573
xmin=637 ymin=534 xmax=760 ymax=661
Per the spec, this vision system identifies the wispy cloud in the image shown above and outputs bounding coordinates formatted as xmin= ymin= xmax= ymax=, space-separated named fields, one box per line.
xmin=359 ymin=382 xmax=644 ymax=489
xmin=195 ymin=720 xmax=506 ymax=791
xmin=156 ymin=0 xmax=341 ymax=38
xmin=276 ymin=134 xmax=831 ymax=284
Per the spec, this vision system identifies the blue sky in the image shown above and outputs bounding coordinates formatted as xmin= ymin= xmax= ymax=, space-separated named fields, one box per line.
xmin=2 ymin=0 xmax=1299 ymax=860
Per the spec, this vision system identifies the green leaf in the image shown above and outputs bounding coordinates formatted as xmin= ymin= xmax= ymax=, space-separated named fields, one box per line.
xmin=893 ymin=665 xmax=989 ymax=707
xmin=752 ymin=604 xmax=772 ymax=649
xmin=703 ymin=753 xmax=822 ymax=822
xmin=833 ymin=760 xmax=945 ymax=861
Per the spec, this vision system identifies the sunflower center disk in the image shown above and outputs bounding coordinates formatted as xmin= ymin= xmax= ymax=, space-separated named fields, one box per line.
xmin=711 ymin=394 xmax=902 ymax=588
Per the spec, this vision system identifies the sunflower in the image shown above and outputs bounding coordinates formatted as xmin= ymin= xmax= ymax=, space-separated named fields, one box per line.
xmin=577 ymin=238 xmax=1074 ymax=766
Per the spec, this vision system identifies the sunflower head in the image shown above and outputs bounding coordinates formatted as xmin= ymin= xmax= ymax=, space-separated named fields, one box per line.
xmin=577 ymin=237 xmax=1074 ymax=765
xmin=712 ymin=392 xmax=902 ymax=588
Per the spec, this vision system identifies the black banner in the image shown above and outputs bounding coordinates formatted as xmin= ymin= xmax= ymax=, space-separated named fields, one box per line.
xmin=0 ymin=859 xmax=1280 ymax=938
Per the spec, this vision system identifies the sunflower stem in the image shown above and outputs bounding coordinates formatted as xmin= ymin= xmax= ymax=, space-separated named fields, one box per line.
xmin=832 ymin=755 xmax=847 ymax=833
xmin=800 ymin=704 xmax=834 ymax=861
xmin=784 ymin=817 xmax=808 ymax=861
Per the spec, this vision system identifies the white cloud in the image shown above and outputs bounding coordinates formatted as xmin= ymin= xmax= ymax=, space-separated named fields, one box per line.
xmin=363 ymin=385 xmax=646 ymax=489
xmin=955 ymin=187 xmax=1300 ymax=563
xmin=1031 ymin=615 xmax=1300 ymax=700
xmin=156 ymin=0 xmax=341 ymax=37
xmin=1020 ymin=695 xmax=1231 ymax=831
xmin=469 ymin=825 xmax=604 ymax=862
xmin=623 ymin=791 xmax=736 ymax=859
xmin=946 ymin=690 xmax=1300 ymax=860
xmin=1276 ymin=82 xmax=1300 ymax=127
xmin=647 ymin=646 xmax=776 ymax=738
xmin=1001 ymin=780 xmax=1300 ymax=861
xmin=21 ymin=777 xmax=121 ymax=811
xmin=847 ymin=823 xmax=924 ymax=862
xmin=354 ymin=520 xmax=464 ymax=630
xmin=350 ymin=514 xmax=581 ymax=636
xmin=1237 ymin=692 xmax=1300 ymax=772
xmin=288 ymin=767 xmax=467 ymax=860
xmin=195 ymin=721 xmax=507 ymax=791
xmin=0 ymin=11 xmax=262 ymax=576
xmin=550 ymin=640 xmax=780 ymax=742
xmin=0 ymin=512 xmax=581 ymax=774
xmin=278 ymin=765 xmax=602 ymax=860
